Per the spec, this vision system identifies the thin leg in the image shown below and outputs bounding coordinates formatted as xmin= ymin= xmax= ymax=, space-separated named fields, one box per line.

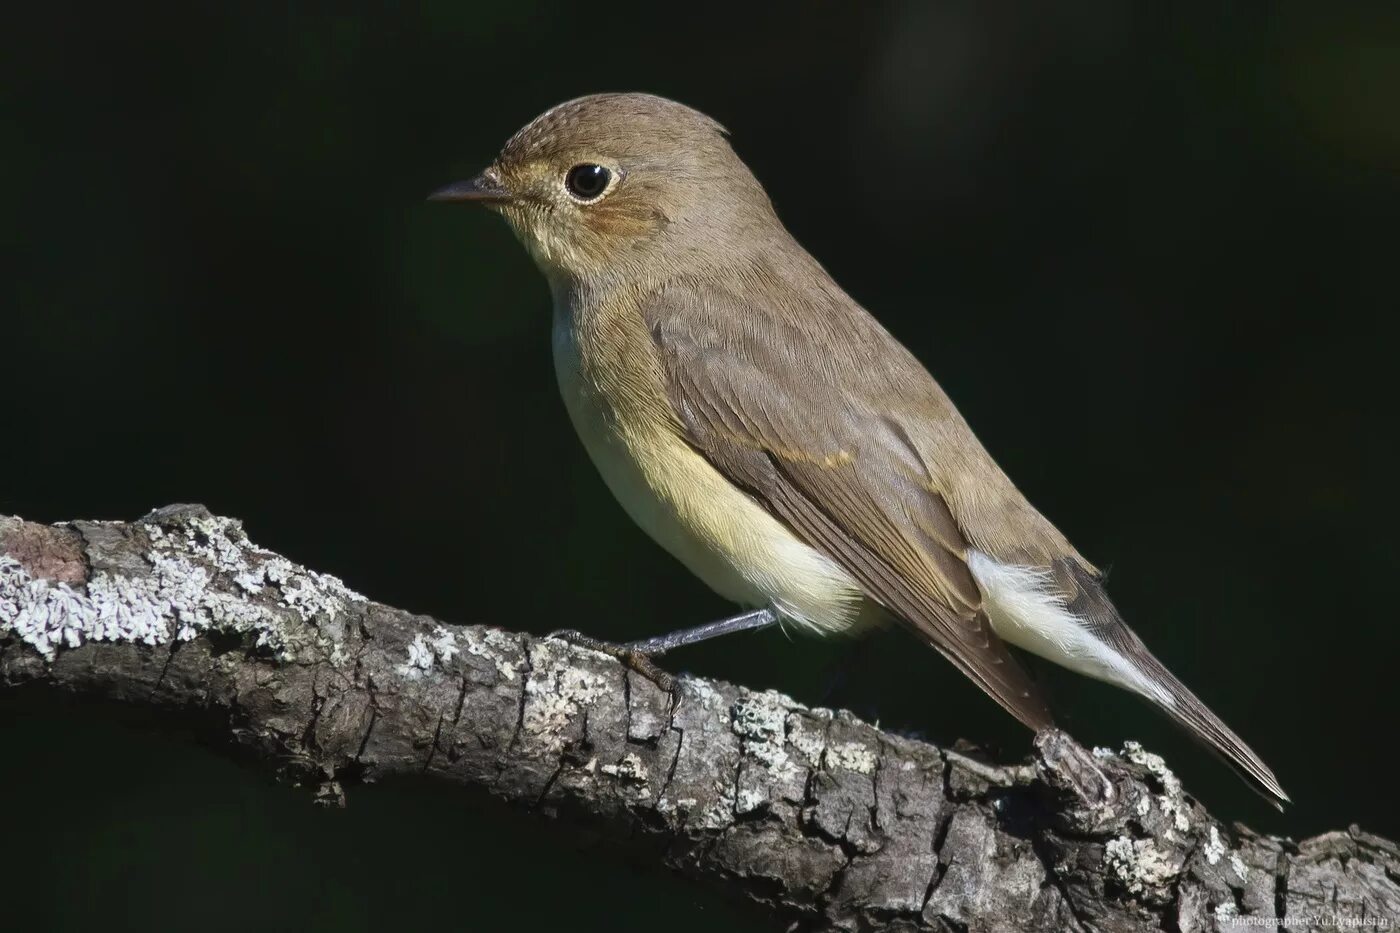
xmin=623 ymin=608 xmax=779 ymax=655
xmin=548 ymin=608 xmax=781 ymax=692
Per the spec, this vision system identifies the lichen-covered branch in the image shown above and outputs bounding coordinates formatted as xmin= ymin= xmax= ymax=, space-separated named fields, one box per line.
xmin=2 ymin=506 xmax=1396 ymax=932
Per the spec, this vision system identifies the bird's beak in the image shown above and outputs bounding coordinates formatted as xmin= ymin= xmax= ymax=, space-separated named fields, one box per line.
xmin=427 ymin=173 xmax=511 ymax=205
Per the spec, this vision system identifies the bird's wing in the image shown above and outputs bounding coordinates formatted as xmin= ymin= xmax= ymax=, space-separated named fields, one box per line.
xmin=642 ymin=280 xmax=1053 ymax=731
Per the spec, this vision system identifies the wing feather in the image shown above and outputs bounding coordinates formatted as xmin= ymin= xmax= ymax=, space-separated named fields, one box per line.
xmin=645 ymin=282 xmax=1053 ymax=730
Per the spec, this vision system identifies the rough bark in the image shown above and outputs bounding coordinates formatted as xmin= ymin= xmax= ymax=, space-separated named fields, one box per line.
xmin=1 ymin=505 xmax=1395 ymax=932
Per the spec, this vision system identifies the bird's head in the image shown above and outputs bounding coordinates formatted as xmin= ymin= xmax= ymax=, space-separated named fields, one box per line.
xmin=430 ymin=93 xmax=773 ymax=287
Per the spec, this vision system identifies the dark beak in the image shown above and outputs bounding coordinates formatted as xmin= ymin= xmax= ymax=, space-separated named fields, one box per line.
xmin=427 ymin=173 xmax=511 ymax=204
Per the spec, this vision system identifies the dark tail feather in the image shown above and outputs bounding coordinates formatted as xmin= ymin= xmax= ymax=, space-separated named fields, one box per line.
xmin=1051 ymin=560 xmax=1289 ymax=809
xmin=1128 ymin=648 xmax=1290 ymax=810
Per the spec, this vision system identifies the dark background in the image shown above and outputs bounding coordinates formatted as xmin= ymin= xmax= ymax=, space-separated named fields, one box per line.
xmin=3 ymin=2 xmax=1396 ymax=930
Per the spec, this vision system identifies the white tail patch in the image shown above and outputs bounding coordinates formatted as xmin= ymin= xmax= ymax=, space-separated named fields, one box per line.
xmin=967 ymin=551 xmax=1172 ymax=706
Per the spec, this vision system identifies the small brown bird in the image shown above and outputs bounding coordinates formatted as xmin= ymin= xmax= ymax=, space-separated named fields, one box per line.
xmin=431 ymin=93 xmax=1288 ymax=807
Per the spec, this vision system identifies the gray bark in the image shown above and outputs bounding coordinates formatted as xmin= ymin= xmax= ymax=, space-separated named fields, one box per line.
xmin=2 ymin=505 xmax=1396 ymax=932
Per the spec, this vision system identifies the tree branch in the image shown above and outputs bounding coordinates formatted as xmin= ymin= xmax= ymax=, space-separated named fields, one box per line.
xmin=2 ymin=505 xmax=1395 ymax=932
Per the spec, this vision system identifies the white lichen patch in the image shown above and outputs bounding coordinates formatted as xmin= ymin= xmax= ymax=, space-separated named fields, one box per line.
xmin=600 ymin=752 xmax=649 ymax=785
xmin=730 ymin=689 xmax=806 ymax=814
xmin=398 ymin=626 xmax=460 ymax=679
xmin=1202 ymin=825 xmax=1249 ymax=880
xmin=731 ymin=690 xmax=786 ymax=743
xmin=430 ymin=627 xmax=459 ymax=663
xmin=731 ymin=689 xmax=801 ymax=774
xmin=827 ymin=740 xmax=878 ymax=775
xmin=1 ymin=556 xmax=100 ymax=658
xmin=1214 ymin=901 xmax=1239 ymax=921
xmin=785 ymin=712 xmax=828 ymax=765
xmin=1204 ymin=825 xmax=1227 ymax=865
xmin=654 ymin=796 xmax=698 ymax=816
xmin=401 ymin=633 xmax=435 ymax=674
xmin=146 ymin=513 xmax=364 ymax=612
xmin=693 ymin=786 xmax=738 ymax=831
xmin=735 ymin=787 xmax=766 ymax=813
xmin=1104 ymin=836 xmax=1182 ymax=896
xmin=465 ymin=627 xmax=523 ymax=682
xmin=520 ymin=641 xmax=611 ymax=752
xmin=0 ymin=512 xmax=365 ymax=663
xmin=1122 ymin=740 xmax=1191 ymax=836
xmin=683 ymin=678 xmax=725 ymax=712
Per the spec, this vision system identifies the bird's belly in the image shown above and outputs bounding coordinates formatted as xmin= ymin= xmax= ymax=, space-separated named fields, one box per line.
xmin=553 ymin=325 xmax=863 ymax=635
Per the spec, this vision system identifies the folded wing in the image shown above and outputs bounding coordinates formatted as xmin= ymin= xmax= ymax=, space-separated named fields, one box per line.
xmin=643 ymin=279 xmax=1053 ymax=731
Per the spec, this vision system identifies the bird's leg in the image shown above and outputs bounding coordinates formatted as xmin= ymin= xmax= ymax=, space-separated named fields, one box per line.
xmin=622 ymin=608 xmax=780 ymax=655
xmin=548 ymin=608 xmax=780 ymax=693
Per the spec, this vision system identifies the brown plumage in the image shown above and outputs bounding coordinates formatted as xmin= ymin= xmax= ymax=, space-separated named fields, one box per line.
xmin=432 ymin=93 xmax=1288 ymax=807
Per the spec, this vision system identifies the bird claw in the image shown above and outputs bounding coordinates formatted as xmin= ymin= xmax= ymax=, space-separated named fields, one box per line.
xmin=1033 ymin=727 xmax=1115 ymax=807
xmin=546 ymin=629 xmax=679 ymax=698
xmin=943 ymin=748 xmax=1038 ymax=787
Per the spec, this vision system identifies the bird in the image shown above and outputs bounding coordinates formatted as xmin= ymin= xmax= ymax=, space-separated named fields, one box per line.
xmin=429 ymin=92 xmax=1288 ymax=808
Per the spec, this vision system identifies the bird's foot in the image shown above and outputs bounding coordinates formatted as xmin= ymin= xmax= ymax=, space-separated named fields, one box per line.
xmin=1033 ymin=727 xmax=1115 ymax=807
xmin=943 ymin=748 xmax=1038 ymax=788
xmin=546 ymin=629 xmax=678 ymax=697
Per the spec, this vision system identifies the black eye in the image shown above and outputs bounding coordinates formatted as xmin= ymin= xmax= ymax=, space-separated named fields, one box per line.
xmin=565 ymin=164 xmax=611 ymax=200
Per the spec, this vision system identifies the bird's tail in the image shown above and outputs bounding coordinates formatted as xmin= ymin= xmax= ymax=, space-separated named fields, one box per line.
xmin=972 ymin=553 xmax=1290 ymax=808
xmin=1050 ymin=559 xmax=1291 ymax=810
xmin=1113 ymin=639 xmax=1290 ymax=810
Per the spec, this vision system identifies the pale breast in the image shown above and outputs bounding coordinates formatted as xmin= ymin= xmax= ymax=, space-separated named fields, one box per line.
xmin=551 ymin=304 xmax=864 ymax=635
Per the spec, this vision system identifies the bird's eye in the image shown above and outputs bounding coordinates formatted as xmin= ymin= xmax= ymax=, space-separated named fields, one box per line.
xmin=564 ymin=164 xmax=611 ymax=201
